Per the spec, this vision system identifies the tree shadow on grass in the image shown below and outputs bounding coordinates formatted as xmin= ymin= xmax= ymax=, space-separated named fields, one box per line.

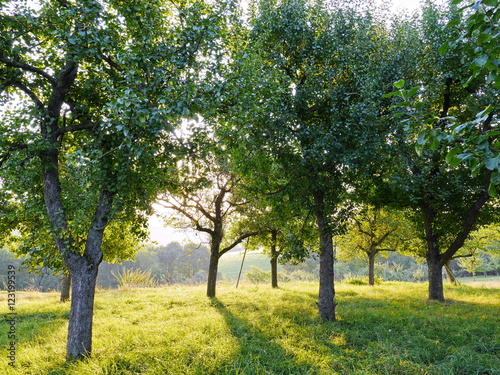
xmin=1 ymin=309 xmax=69 ymax=345
xmin=0 ymin=309 xmax=70 ymax=374
xmin=210 ymin=297 xmax=318 ymax=375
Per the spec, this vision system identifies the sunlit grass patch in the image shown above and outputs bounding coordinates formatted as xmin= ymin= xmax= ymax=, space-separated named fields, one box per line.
xmin=0 ymin=281 xmax=498 ymax=374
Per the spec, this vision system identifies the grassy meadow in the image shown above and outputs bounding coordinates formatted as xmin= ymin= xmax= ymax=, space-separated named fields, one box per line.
xmin=0 ymin=281 xmax=499 ymax=375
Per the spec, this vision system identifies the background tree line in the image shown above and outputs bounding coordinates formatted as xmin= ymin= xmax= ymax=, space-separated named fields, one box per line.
xmin=2 ymin=232 xmax=499 ymax=291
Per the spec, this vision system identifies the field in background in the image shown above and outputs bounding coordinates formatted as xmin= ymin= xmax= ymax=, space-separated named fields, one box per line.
xmin=0 ymin=281 xmax=499 ymax=374
xmin=457 ymin=275 xmax=500 ymax=288
xmin=218 ymin=251 xmax=275 ymax=280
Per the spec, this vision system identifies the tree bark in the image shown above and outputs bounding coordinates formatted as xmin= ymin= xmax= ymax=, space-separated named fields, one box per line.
xmin=60 ymin=273 xmax=71 ymax=302
xmin=65 ymin=257 xmax=99 ymax=360
xmin=368 ymin=250 xmax=376 ymax=286
xmin=422 ymin=198 xmax=446 ymax=301
xmin=427 ymin=259 xmax=445 ymax=301
xmin=207 ymin=233 xmax=222 ymax=298
xmin=270 ymin=229 xmax=279 ymax=288
xmin=314 ymin=190 xmax=336 ymax=321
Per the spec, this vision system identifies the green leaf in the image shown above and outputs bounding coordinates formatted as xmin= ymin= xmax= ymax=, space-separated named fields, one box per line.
xmin=391 ymin=101 xmax=411 ymax=108
xmin=382 ymin=92 xmax=396 ymax=98
xmin=486 ymin=71 xmax=497 ymax=84
xmin=446 ymin=148 xmax=462 ymax=166
xmin=488 ymin=183 xmax=497 ymax=197
xmin=393 ymin=79 xmax=405 ymax=89
xmin=485 ymin=157 xmax=500 ymax=170
xmin=475 ymin=54 xmax=489 ymax=67
xmin=407 ymin=87 xmax=420 ymax=97
xmin=430 ymin=136 xmax=440 ymax=151
xmin=438 ymin=41 xmax=449 ymax=55
xmin=417 ymin=131 xmax=427 ymax=146
xmin=482 ymin=0 xmax=498 ymax=6
xmin=451 ymin=0 xmax=462 ymax=4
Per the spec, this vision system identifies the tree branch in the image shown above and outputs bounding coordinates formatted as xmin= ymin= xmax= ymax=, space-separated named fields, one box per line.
xmin=373 ymin=228 xmax=397 ymax=248
xmin=0 ymin=55 xmax=57 ymax=86
xmin=451 ymin=253 xmax=474 ymax=259
xmin=2 ymin=80 xmax=45 ymax=111
xmin=56 ymin=122 xmax=96 ymax=136
xmin=100 ymin=55 xmax=123 ymax=72
xmin=441 ymin=170 xmax=492 ymax=265
xmin=157 ymin=198 xmax=215 ymax=236
xmin=0 ymin=142 xmax=29 ymax=168
xmin=219 ymin=230 xmax=262 ymax=258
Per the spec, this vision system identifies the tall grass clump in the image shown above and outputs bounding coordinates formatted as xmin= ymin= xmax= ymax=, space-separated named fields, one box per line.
xmin=112 ymin=268 xmax=156 ymax=288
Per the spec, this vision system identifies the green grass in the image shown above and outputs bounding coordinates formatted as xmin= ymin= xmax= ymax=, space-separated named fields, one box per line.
xmin=0 ymin=282 xmax=499 ymax=374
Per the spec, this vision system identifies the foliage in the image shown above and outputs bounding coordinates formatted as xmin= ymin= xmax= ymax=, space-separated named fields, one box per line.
xmin=381 ymin=1 xmax=500 ymax=300
xmin=456 ymin=224 xmax=500 ymax=275
xmin=0 ymin=0 xmax=236 ymax=267
xmin=220 ymin=0 xmax=404 ymax=319
xmin=0 ymin=282 xmax=498 ymax=374
xmin=417 ymin=0 xmax=500 ymax=191
xmin=336 ymin=205 xmax=422 ymax=260
xmin=0 ymin=0 xmax=238 ymax=358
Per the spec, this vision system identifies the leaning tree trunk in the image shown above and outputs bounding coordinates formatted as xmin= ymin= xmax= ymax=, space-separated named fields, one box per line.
xmin=60 ymin=273 xmax=71 ymax=302
xmin=270 ymin=230 xmax=279 ymax=289
xmin=368 ymin=250 xmax=376 ymax=286
xmin=314 ymin=190 xmax=336 ymax=321
xmin=444 ymin=260 xmax=458 ymax=285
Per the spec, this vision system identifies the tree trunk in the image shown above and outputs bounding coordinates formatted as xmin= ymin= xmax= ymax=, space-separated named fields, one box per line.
xmin=64 ymin=190 xmax=110 ymax=360
xmin=368 ymin=250 xmax=376 ymax=286
xmin=444 ymin=260 xmax=458 ymax=285
xmin=270 ymin=229 xmax=279 ymax=289
xmin=207 ymin=234 xmax=222 ymax=298
xmin=314 ymin=190 xmax=336 ymax=321
xmin=65 ymin=257 xmax=99 ymax=360
xmin=427 ymin=257 xmax=445 ymax=301
xmin=60 ymin=273 xmax=71 ymax=302
xmin=422 ymin=200 xmax=446 ymax=301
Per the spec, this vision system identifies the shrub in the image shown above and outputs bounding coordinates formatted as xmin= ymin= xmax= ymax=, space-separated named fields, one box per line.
xmin=245 ymin=266 xmax=271 ymax=284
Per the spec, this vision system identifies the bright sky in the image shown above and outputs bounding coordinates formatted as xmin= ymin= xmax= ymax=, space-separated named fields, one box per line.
xmin=392 ymin=0 xmax=422 ymax=12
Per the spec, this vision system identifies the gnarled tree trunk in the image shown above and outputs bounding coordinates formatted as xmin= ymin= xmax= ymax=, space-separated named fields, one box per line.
xmin=65 ymin=256 xmax=100 ymax=359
